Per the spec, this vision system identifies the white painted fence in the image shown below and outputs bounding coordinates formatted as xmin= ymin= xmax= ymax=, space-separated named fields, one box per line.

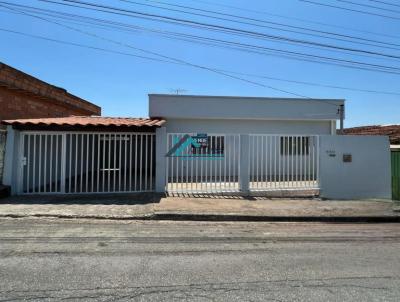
xmin=249 ymin=135 xmax=319 ymax=191
xmin=166 ymin=133 xmax=241 ymax=193
xmin=17 ymin=131 xmax=320 ymax=195
xmin=19 ymin=132 xmax=155 ymax=194
xmin=166 ymin=133 xmax=320 ymax=194
xmin=0 ymin=130 xmax=7 ymax=184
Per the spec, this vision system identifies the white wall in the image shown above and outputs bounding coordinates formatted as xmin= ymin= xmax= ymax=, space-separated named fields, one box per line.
xmin=149 ymin=94 xmax=344 ymax=121
xmin=319 ymin=135 xmax=391 ymax=200
xmin=2 ymin=126 xmax=20 ymax=194
xmin=164 ymin=118 xmax=333 ymax=135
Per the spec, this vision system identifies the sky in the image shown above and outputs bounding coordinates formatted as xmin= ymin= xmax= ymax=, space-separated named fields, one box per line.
xmin=0 ymin=0 xmax=399 ymax=127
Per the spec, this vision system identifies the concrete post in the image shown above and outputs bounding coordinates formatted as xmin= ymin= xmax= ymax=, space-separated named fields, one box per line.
xmin=155 ymin=127 xmax=167 ymax=193
xmin=239 ymin=134 xmax=250 ymax=194
xmin=3 ymin=126 xmax=20 ymax=195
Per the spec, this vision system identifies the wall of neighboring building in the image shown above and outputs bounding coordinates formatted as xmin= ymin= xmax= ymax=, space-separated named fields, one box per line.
xmin=319 ymin=135 xmax=391 ymax=199
xmin=0 ymin=63 xmax=101 ymax=125
xmin=164 ymin=118 xmax=333 ymax=134
xmin=0 ymin=63 xmax=101 ymax=184
xmin=0 ymin=87 xmax=97 ymax=124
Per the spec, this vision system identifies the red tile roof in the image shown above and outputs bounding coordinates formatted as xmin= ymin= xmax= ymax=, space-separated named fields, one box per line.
xmin=344 ymin=125 xmax=400 ymax=144
xmin=2 ymin=116 xmax=165 ymax=128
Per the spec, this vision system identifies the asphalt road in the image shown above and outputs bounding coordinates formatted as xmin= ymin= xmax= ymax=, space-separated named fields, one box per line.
xmin=1 ymin=219 xmax=400 ymax=301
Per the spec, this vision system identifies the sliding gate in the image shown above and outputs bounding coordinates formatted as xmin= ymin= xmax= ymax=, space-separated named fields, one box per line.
xmin=18 ymin=132 xmax=155 ymax=194
xmin=166 ymin=133 xmax=320 ymax=194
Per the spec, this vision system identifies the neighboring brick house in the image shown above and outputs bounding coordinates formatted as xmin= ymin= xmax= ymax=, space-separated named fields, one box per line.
xmin=343 ymin=125 xmax=400 ymax=149
xmin=0 ymin=62 xmax=100 ymax=125
xmin=0 ymin=62 xmax=101 ymax=184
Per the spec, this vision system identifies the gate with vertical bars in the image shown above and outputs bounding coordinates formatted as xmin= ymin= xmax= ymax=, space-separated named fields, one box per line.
xmin=249 ymin=135 xmax=319 ymax=192
xmin=18 ymin=132 xmax=155 ymax=194
xmin=166 ymin=133 xmax=241 ymax=194
xmin=166 ymin=133 xmax=320 ymax=194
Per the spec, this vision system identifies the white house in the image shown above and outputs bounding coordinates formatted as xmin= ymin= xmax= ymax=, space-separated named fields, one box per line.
xmin=1 ymin=94 xmax=392 ymax=200
xmin=149 ymin=94 xmax=340 ymax=134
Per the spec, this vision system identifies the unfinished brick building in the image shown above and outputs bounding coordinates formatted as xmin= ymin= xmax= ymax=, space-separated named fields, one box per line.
xmin=0 ymin=62 xmax=100 ymax=125
xmin=0 ymin=62 xmax=100 ymax=185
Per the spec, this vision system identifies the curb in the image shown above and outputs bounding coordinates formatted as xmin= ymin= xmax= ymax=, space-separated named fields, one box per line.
xmin=1 ymin=213 xmax=400 ymax=223
xmin=0 ymin=213 xmax=155 ymax=220
xmin=152 ymin=213 xmax=400 ymax=223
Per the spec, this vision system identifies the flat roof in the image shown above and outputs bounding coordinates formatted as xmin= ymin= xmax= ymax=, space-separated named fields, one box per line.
xmin=149 ymin=94 xmax=344 ymax=120
xmin=149 ymin=94 xmax=345 ymax=103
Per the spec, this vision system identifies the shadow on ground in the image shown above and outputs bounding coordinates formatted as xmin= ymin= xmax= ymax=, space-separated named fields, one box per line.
xmin=0 ymin=193 xmax=164 ymax=205
xmin=0 ymin=192 xmax=322 ymax=205
xmin=167 ymin=191 xmax=319 ymax=200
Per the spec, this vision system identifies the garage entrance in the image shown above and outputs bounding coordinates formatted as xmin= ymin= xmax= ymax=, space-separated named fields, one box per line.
xmin=19 ymin=132 xmax=155 ymax=194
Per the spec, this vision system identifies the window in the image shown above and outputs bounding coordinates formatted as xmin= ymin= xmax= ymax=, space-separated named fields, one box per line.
xmin=280 ymin=137 xmax=309 ymax=155
xmin=191 ymin=135 xmax=224 ymax=156
xmin=209 ymin=136 xmax=224 ymax=155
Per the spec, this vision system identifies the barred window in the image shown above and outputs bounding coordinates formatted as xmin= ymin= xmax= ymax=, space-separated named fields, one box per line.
xmin=208 ymin=136 xmax=224 ymax=155
xmin=191 ymin=136 xmax=224 ymax=155
xmin=280 ymin=137 xmax=309 ymax=155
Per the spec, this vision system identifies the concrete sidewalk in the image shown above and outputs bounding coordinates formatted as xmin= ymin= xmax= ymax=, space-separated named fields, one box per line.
xmin=0 ymin=194 xmax=399 ymax=222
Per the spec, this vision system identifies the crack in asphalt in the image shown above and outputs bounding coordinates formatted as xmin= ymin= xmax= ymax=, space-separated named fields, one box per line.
xmin=0 ymin=281 xmax=392 ymax=302
xmin=1 ymin=235 xmax=400 ymax=243
xmin=0 ymin=275 xmax=396 ymax=295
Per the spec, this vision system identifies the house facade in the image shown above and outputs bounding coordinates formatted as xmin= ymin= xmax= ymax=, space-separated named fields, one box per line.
xmin=1 ymin=94 xmax=392 ymax=200
xmin=149 ymin=94 xmax=339 ymax=134
xmin=150 ymin=95 xmax=341 ymax=195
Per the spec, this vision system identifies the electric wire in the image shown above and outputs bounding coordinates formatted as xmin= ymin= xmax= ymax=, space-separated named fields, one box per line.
xmin=336 ymin=0 xmax=400 ymax=15
xmin=6 ymin=1 xmax=400 ymax=63
xmin=0 ymin=3 xmax=312 ymax=99
xmin=20 ymin=0 xmax=400 ymax=73
xmin=191 ymin=0 xmax=400 ymax=40
xmin=2 ymin=27 xmax=400 ymax=97
xmin=4 ymin=1 xmax=400 ymax=75
xmin=42 ymin=0 xmax=400 ymax=60
xmin=3 ymin=1 xmax=400 ymax=74
xmin=368 ymin=0 xmax=400 ymax=9
xmin=123 ymin=0 xmax=400 ymax=51
xmin=299 ymin=0 xmax=400 ymax=21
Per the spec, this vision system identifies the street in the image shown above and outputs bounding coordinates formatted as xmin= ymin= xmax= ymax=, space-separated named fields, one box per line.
xmin=1 ymin=219 xmax=400 ymax=301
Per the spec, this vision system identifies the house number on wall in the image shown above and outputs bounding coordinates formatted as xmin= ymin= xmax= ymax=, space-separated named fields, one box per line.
xmin=326 ymin=150 xmax=336 ymax=157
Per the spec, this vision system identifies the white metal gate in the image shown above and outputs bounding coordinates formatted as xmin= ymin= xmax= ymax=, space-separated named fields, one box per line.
xmin=166 ymin=133 xmax=241 ymax=194
xmin=249 ymin=135 xmax=319 ymax=191
xmin=19 ymin=132 xmax=155 ymax=194
xmin=166 ymin=133 xmax=320 ymax=194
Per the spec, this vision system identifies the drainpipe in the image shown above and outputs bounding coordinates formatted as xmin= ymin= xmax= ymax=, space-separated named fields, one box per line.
xmin=339 ymin=104 xmax=344 ymax=135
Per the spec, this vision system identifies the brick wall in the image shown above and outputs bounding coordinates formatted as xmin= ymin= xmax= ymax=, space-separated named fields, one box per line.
xmin=0 ymin=87 xmax=97 ymax=123
xmin=0 ymin=62 xmax=101 ymax=184
xmin=0 ymin=63 xmax=101 ymax=124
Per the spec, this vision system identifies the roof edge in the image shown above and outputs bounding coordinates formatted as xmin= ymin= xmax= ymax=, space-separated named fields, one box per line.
xmin=148 ymin=93 xmax=345 ymax=102
xmin=1 ymin=116 xmax=166 ymax=128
